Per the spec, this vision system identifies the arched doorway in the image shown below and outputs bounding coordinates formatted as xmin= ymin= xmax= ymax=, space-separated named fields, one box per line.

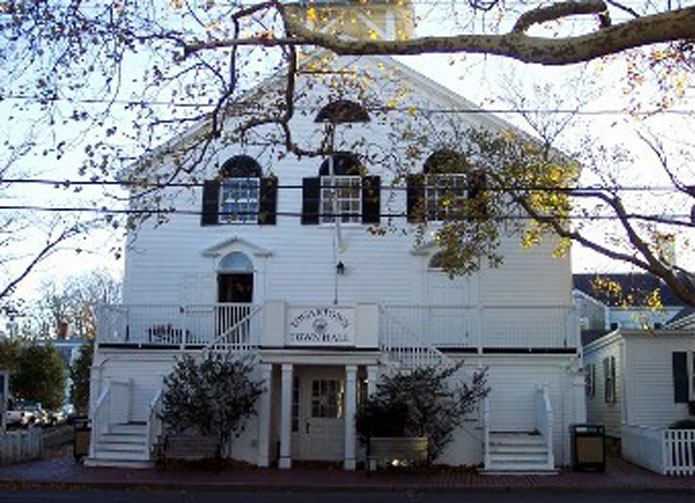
xmin=217 ymin=252 xmax=254 ymax=338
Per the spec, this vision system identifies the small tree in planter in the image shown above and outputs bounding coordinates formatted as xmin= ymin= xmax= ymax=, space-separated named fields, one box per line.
xmin=160 ymin=352 xmax=264 ymax=458
xmin=356 ymin=363 xmax=489 ymax=461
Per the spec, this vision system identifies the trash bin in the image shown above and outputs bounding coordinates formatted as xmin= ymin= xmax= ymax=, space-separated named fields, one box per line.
xmin=570 ymin=424 xmax=605 ymax=472
xmin=73 ymin=416 xmax=91 ymax=461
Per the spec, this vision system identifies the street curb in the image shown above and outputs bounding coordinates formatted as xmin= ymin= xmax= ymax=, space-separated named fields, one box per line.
xmin=0 ymin=480 xmax=693 ymax=494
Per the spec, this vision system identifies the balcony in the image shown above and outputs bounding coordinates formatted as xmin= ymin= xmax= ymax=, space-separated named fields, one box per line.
xmin=97 ymin=302 xmax=578 ymax=351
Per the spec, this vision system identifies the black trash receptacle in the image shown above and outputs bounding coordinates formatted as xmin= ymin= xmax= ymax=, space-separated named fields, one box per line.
xmin=73 ymin=416 xmax=91 ymax=461
xmin=570 ymin=424 xmax=605 ymax=472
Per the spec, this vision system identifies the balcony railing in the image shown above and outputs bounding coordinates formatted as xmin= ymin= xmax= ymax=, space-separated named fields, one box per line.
xmin=379 ymin=304 xmax=577 ymax=349
xmin=97 ymin=303 xmax=260 ymax=347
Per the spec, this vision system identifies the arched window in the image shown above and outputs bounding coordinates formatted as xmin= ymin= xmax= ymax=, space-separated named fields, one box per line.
xmin=201 ymin=155 xmax=278 ymax=226
xmin=301 ymin=152 xmax=380 ymax=225
xmin=315 ymin=100 xmax=370 ymax=124
xmin=218 ymin=251 xmax=254 ymax=273
xmin=406 ymin=149 xmax=485 ymax=222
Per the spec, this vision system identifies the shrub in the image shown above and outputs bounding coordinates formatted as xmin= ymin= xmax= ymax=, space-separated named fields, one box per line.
xmin=355 ymin=363 xmax=488 ymax=460
xmin=160 ymin=352 xmax=264 ymax=456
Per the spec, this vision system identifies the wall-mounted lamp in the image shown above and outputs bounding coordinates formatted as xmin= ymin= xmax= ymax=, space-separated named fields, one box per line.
xmin=336 ymin=261 xmax=345 ymax=275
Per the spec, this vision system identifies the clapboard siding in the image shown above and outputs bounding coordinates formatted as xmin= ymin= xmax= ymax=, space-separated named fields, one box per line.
xmin=626 ymin=334 xmax=694 ymax=428
xmin=584 ymin=337 xmax=623 ymax=438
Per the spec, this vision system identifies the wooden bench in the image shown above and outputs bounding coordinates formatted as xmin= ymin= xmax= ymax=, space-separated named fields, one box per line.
xmin=155 ymin=434 xmax=220 ymax=466
xmin=366 ymin=437 xmax=428 ymax=473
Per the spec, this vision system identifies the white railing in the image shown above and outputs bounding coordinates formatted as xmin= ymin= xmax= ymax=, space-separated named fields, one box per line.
xmin=482 ymin=396 xmax=490 ymax=469
xmin=380 ymin=304 xmax=574 ymax=349
xmin=536 ymin=384 xmax=554 ymax=469
xmin=664 ymin=429 xmax=695 ymax=476
xmin=97 ymin=303 xmax=260 ymax=347
xmin=622 ymin=425 xmax=695 ymax=476
xmin=203 ymin=304 xmax=262 ymax=355
xmin=90 ymin=385 xmax=111 ymax=459
xmin=379 ymin=305 xmax=455 ymax=369
xmin=147 ymin=389 xmax=163 ymax=460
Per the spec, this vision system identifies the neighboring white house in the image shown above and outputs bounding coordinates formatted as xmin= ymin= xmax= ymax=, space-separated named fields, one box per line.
xmin=87 ymin=2 xmax=586 ymax=473
xmin=579 ymin=276 xmax=695 ymax=475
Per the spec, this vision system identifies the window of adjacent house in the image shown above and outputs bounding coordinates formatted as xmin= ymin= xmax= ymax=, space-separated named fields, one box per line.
xmin=672 ymin=351 xmax=694 ymax=403
xmin=585 ymin=363 xmax=596 ymax=397
xmin=603 ymin=356 xmax=616 ymax=404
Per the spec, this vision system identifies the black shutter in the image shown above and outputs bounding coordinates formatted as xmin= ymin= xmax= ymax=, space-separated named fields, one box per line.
xmin=201 ymin=180 xmax=220 ymax=226
xmin=406 ymin=174 xmax=425 ymax=223
xmin=301 ymin=177 xmax=321 ymax=225
xmin=258 ymin=176 xmax=278 ymax=225
xmin=672 ymin=352 xmax=689 ymax=403
xmin=362 ymin=176 xmax=380 ymax=224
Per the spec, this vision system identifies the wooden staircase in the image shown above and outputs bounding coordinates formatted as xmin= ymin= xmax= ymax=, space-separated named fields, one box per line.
xmin=85 ymin=422 xmax=153 ymax=469
xmin=482 ymin=432 xmax=557 ymax=474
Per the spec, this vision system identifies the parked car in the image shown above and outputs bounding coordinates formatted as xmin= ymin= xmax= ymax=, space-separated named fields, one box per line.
xmin=5 ymin=400 xmax=46 ymax=427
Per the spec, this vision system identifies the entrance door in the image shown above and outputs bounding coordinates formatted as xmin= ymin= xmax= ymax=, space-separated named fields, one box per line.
xmin=294 ymin=368 xmax=345 ymax=461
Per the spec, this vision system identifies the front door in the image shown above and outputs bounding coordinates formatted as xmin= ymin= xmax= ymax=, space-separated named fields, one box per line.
xmin=293 ymin=367 xmax=345 ymax=461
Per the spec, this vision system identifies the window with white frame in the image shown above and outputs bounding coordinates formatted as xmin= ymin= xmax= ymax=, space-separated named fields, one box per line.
xmin=603 ymin=356 xmax=617 ymax=404
xmin=425 ymin=174 xmax=468 ymax=222
xmin=219 ymin=177 xmax=260 ymax=223
xmin=320 ymin=175 xmax=362 ymax=223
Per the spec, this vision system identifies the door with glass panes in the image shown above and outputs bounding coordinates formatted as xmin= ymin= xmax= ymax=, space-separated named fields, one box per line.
xmin=294 ymin=367 xmax=345 ymax=461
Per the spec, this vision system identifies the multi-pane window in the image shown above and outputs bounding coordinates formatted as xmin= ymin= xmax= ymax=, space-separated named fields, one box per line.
xmin=425 ymin=174 xmax=467 ymax=222
xmin=219 ymin=178 xmax=260 ymax=223
xmin=320 ymin=176 xmax=361 ymax=223
xmin=311 ymin=379 xmax=343 ymax=418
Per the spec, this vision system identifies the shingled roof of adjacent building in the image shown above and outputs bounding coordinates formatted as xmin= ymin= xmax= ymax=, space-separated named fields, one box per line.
xmin=573 ymin=273 xmax=690 ymax=307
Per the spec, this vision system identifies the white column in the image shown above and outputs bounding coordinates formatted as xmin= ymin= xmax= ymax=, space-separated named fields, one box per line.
xmin=278 ymin=363 xmax=293 ymax=469
xmin=366 ymin=365 xmax=378 ymax=397
xmin=344 ymin=364 xmax=357 ymax=470
xmin=257 ymin=363 xmax=273 ymax=467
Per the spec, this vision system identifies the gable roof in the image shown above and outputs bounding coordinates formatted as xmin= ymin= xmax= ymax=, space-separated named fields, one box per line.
xmin=573 ymin=273 xmax=689 ymax=307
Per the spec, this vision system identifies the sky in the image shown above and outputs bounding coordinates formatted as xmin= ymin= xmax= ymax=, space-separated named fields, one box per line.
xmin=1 ymin=1 xmax=693 ymax=304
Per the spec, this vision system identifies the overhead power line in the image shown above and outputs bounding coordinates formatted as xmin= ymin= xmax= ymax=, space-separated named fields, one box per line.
xmin=1 ymin=178 xmax=686 ymax=193
xmin=0 ymin=204 xmax=690 ymax=223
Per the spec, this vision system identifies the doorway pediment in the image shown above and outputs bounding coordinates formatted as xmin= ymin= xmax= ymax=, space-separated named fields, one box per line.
xmin=201 ymin=236 xmax=272 ymax=258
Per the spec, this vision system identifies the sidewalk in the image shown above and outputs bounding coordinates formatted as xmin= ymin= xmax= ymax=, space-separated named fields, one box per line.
xmin=0 ymin=456 xmax=692 ymax=493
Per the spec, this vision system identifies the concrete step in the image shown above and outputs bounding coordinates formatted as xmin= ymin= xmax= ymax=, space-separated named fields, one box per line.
xmin=489 ymin=444 xmax=547 ymax=454
xmin=109 ymin=423 xmax=148 ymax=435
xmin=490 ymin=452 xmax=549 ymax=463
xmin=92 ymin=448 xmax=150 ymax=461
xmin=99 ymin=432 xmax=147 ymax=444
xmin=84 ymin=457 xmax=154 ymax=469
xmin=96 ymin=441 xmax=148 ymax=452
xmin=489 ymin=434 xmax=545 ymax=447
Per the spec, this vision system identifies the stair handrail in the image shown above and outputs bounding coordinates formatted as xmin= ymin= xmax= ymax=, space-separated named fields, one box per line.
xmin=90 ymin=384 xmax=111 ymax=459
xmin=536 ymin=384 xmax=555 ymax=469
xmin=202 ymin=304 xmax=262 ymax=357
xmin=482 ymin=395 xmax=490 ymax=470
xmin=379 ymin=305 xmax=456 ymax=370
xmin=147 ymin=389 xmax=164 ymax=459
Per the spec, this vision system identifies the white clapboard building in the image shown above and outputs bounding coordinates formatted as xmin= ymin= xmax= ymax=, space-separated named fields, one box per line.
xmin=87 ymin=1 xmax=586 ymax=473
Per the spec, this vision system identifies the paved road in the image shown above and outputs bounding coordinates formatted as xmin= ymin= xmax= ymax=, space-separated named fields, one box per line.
xmin=1 ymin=491 xmax=693 ymax=503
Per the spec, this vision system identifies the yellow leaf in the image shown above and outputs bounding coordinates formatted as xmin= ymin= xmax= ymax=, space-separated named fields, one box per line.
xmin=407 ymin=106 xmax=417 ymax=116
xmin=306 ymin=7 xmax=317 ymax=23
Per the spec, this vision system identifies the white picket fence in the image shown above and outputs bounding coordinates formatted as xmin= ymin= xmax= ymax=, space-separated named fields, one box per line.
xmin=0 ymin=428 xmax=43 ymax=465
xmin=622 ymin=424 xmax=695 ymax=476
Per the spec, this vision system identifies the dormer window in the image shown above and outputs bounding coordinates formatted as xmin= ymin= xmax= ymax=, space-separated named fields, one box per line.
xmin=201 ymin=155 xmax=277 ymax=226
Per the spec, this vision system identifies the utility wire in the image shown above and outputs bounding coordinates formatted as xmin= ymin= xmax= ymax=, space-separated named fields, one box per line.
xmin=0 ymin=178 xmax=687 ymax=193
xmin=0 ymin=204 xmax=690 ymax=222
